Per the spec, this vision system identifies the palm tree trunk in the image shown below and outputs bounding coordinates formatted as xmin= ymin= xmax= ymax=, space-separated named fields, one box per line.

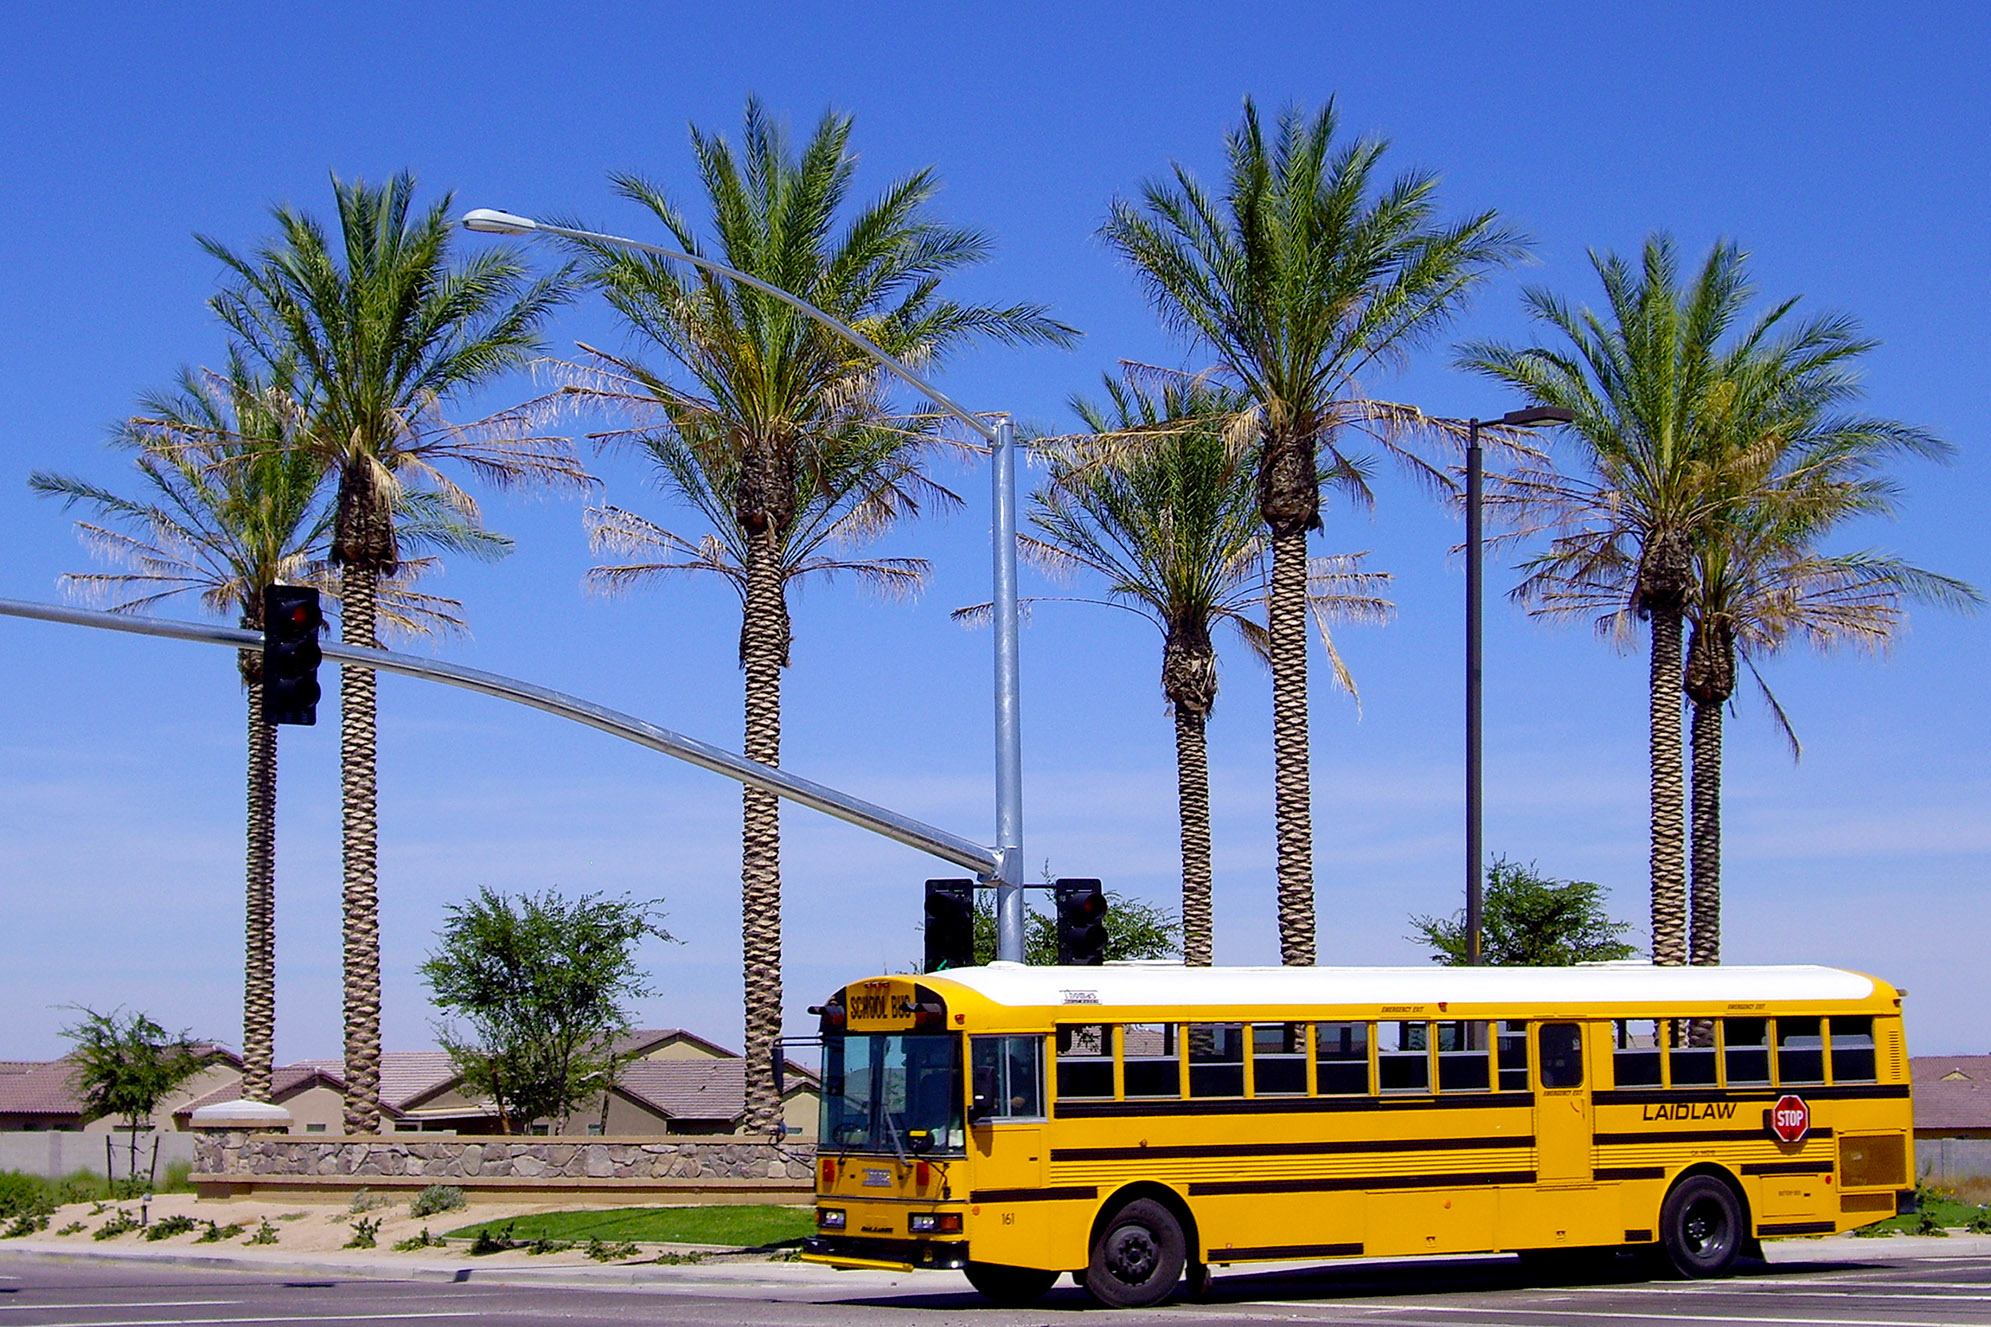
xmin=739 ymin=531 xmax=787 ymax=1134
xmin=1688 ymin=694 xmax=1723 ymax=967
xmin=339 ymin=564 xmax=383 ymax=1133
xmin=1174 ymin=703 xmax=1214 ymax=967
xmin=242 ymin=663 xmax=277 ymax=1103
xmin=1648 ymin=609 xmax=1688 ymax=965
xmin=1269 ymin=525 xmax=1315 ymax=965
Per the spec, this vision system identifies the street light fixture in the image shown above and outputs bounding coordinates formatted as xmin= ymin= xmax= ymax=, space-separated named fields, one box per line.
xmin=460 ymin=209 xmax=1032 ymax=961
xmin=1465 ymin=405 xmax=1573 ymax=964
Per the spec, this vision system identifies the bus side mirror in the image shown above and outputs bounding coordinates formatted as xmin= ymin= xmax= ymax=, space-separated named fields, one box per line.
xmin=971 ymin=1093 xmax=994 ymax=1124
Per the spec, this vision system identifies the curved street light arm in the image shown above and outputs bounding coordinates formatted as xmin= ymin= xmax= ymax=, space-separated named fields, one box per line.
xmin=0 ymin=596 xmax=999 ymax=877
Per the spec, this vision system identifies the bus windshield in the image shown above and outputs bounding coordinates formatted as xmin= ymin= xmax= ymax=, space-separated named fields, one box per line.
xmin=820 ymin=1033 xmax=964 ymax=1155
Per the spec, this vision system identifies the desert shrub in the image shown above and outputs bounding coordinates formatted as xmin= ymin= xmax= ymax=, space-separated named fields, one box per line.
xmin=409 ymin=1184 xmax=467 ymax=1218
xmin=196 ymin=1220 xmax=245 ymax=1243
xmin=144 ymin=1214 xmax=198 ymax=1241
xmin=344 ymin=1216 xmax=380 ymax=1250
xmin=468 ymin=1221 xmax=517 ymax=1256
xmin=349 ymin=1187 xmax=390 ymax=1214
xmin=245 ymin=1217 xmax=279 ymax=1245
xmin=0 ymin=1172 xmax=51 ymax=1221
xmin=159 ymin=1161 xmax=194 ymax=1194
xmin=585 ymin=1237 xmax=639 ymax=1262
xmin=393 ymin=1227 xmax=442 ymax=1251
xmin=93 ymin=1209 xmax=140 ymax=1240
xmin=3 ymin=1212 xmax=50 ymax=1238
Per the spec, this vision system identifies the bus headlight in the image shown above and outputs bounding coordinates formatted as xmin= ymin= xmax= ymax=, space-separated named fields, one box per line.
xmin=908 ymin=1212 xmax=962 ymax=1234
xmin=816 ymin=1208 xmax=846 ymax=1230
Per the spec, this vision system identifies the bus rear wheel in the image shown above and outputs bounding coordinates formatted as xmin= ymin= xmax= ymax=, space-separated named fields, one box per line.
xmin=963 ymin=1262 xmax=1058 ymax=1305
xmin=1658 ymin=1174 xmax=1743 ymax=1279
xmin=1085 ymin=1198 xmax=1186 ymax=1308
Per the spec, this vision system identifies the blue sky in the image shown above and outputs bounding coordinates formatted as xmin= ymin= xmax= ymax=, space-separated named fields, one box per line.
xmin=2 ymin=4 xmax=1986 ymax=1062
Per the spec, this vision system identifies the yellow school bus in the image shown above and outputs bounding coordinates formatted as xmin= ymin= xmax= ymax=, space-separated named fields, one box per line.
xmin=800 ymin=962 xmax=1913 ymax=1307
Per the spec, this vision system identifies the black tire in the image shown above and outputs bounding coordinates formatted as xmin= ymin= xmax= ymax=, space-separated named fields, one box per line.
xmin=963 ymin=1262 xmax=1058 ymax=1306
xmin=1658 ymin=1174 xmax=1744 ymax=1278
xmin=1085 ymin=1197 xmax=1187 ymax=1309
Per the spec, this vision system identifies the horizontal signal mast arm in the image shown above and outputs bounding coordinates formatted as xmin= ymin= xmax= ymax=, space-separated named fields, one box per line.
xmin=0 ymin=596 xmax=999 ymax=876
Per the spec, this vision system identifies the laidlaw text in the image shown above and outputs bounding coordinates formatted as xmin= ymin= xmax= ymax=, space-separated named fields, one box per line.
xmin=1641 ymin=1102 xmax=1740 ymax=1122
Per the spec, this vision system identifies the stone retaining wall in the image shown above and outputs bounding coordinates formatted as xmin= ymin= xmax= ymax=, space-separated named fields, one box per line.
xmin=191 ymin=1133 xmax=817 ymax=1203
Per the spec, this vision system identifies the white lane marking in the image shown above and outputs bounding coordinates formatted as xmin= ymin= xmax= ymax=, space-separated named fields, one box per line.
xmin=31 ymin=1307 xmax=485 ymax=1315
xmin=0 ymin=1306 xmax=244 ymax=1314
xmin=1565 ymin=1284 xmax=1991 ymax=1302
xmin=1349 ymin=1305 xmax=1991 ymax=1326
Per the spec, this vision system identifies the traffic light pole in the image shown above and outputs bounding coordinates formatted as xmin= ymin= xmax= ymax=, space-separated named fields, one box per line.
xmin=0 ymin=596 xmax=1000 ymax=876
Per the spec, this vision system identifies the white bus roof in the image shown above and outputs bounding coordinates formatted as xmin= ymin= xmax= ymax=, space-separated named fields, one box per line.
xmin=926 ymin=962 xmax=1886 ymax=1011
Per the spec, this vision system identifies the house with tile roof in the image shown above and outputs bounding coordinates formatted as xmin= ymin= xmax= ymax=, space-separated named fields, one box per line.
xmin=165 ymin=1028 xmax=819 ymax=1139
xmin=1909 ymin=1055 xmax=1991 ymax=1183
xmin=0 ymin=1050 xmax=241 ymax=1133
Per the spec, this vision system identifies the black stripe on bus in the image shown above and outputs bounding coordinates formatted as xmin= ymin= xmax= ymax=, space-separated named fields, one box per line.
xmin=1056 ymin=1092 xmax=1533 ymax=1120
xmin=1190 ymin=1170 xmax=1536 ymax=1197
xmin=1593 ymin=1085 xmax=1906 ymax=1107
xmin=1594 ymin=1128 xmax=1834 ymax=1146
xmin=1594 ymin=1167 xmax=1666 ymax=1182
xmin=1217 ymin=1242 xmax=1365 ymax=1262
xmin=1051 ymin=1135 xmax=1531 ymax=1163
xmin=968 ymin=1185 xmax=1098 ymax=1204
xmin=1758 ymin=1220 xmax=1837 ymax=1236
xmin=1624 ymin=1228 xmax=1654 ymax=1243
xmin=1742 ymin=1162 xmax=1834 ymax=1177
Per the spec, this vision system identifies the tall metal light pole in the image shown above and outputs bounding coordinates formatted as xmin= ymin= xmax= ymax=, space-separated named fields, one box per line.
xmin=460 ymin=209 xmax=1031 ymax=961
xmin=1466 ymin=405 xmax=1573 ymax=964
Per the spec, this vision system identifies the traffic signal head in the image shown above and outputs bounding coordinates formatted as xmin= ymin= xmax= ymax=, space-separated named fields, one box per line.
xmin=923 ymin=879 xmax=976 ymax=973
xmin=1054 ymin=878 xmax=1109 ymax=966
xmin=262 ymin=585 xmax=324 ymax=726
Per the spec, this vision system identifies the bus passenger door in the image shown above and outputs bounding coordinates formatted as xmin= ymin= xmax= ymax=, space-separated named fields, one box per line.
xmin=968 ymin=1035 xmax=1051 ymax=1267
xmin=1534 ymin=1022 xmax=1592 ymax=1183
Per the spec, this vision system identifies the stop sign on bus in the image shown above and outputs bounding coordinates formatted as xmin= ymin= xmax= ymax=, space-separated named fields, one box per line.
xmin=1771 ymin=1094 xmax=1810 ymax=1143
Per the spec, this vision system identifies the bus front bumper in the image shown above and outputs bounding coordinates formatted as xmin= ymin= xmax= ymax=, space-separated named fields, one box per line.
xmin=802 ymin=1235 xmax=969 ymax=1271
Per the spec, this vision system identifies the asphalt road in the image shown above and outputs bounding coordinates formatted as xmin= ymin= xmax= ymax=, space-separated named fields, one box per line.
xmin=5 ymin=1247 xmax=1991 ymax=1327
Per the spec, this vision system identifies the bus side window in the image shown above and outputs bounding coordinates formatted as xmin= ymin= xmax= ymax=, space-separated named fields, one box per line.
xmin=1437 ymin=1021 xmax=1490 ymax=1092
xmin=1314 ymin=1021 xmax=1370 ymax=1095
xmin=1669 ymin=1019 xmax=1718 ymax=1086
xmin=1123 ymin=1024 xmax=1180 ymax=1099
xmin=1614 ymin=1019 xmax=1663 ymax=1087
xmin=1830 ymin=1017 xmax=1877 ymax=1083
xmin=1776 ymin=1017 xmax=1825 ymax=1085
xmin=971 ymin=1035 xmax=1044 ymax=1120
xmin=1496 ymin=1021 xmax=1530 ymax=1092
xmin=1379 ymin=1021 xmax=1430 ymax=1093
xmin=1253 ymin=1023 xmax=1308 ymax=1095
xmin=1725 ymin=1018 xmax=1771 ymax=1086
xmin=1538 ymin=1023 xmax=1583 ymax=1089
xmin=1055 ymin=1024 xmax=1113 ymax=1100
xmin=1188 ymin=1023 xmax=1245 ymax=1097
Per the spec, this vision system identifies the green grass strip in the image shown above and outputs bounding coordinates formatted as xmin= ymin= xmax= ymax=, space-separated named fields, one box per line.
xmin=446 ymin=1205 xmax=813 ymax=1248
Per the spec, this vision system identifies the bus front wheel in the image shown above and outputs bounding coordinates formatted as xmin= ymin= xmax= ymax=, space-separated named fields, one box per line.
xmin=1658 ymin=1174 xmax=1744 ymax=1278
xmin=1085 ymin=1198 xmax=1186 ymax=1308
xmin=963 ymin=1262 xmax=1058 ymax=1305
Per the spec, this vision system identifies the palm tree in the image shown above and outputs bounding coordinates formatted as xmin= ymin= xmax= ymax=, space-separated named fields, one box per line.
xmin=203 ymin=174 xmax=586 ymax=1130
xmin=1013 ymin=368 xmax=1391 ymax=965
xmin=560 ymin=99 xmax=1076 ymax=1130
xmin=32 ymin=360 xmax=324 ymax=1105
xmin=1458 ymin=235 xmax=1785 ymax=965
xmin=31 ymin=360 xmax=490 ymax=1106
xmin=1102 ymin=99 xmax=1524 ymax=964
xmin=1676 ymin=340 xmax=1977 ymax=966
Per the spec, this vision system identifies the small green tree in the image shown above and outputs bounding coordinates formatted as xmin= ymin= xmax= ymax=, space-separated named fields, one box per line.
xmin=968 ymin=890 xmax=1183 ymax=967
xmin=420 ymin=889 xmax=676 ymax=1134
xmin=1410 ymin=859 xmax=1638 ymax=966
xmin=61 ymin=1008 xmax=213 ymax=1191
